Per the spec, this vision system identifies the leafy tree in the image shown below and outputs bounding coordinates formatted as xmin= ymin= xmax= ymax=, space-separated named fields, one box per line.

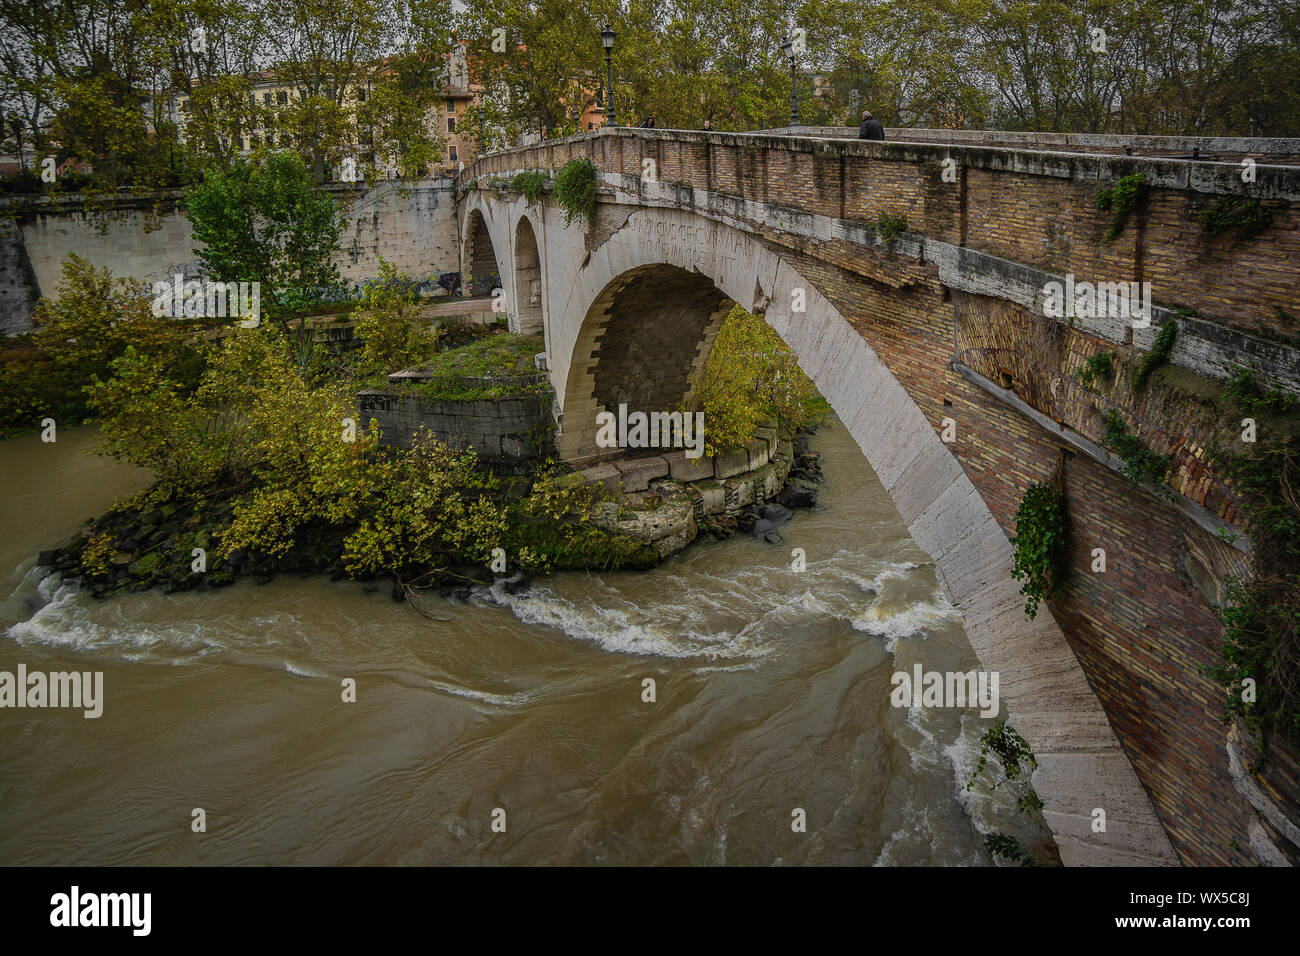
xmin=0 ymin=0 xmax=178 ymax=198
xmin=0 ymin=255 xmax=194 ymax=433
xmin=354 ymin=259 xmax=441 ymax=375
xmin=251 ymin=0 xmax=451 ymax=182
xmin=691 ymin=304 xmax=826 ymax=456
xmin=184 ymin=150 xmax=345 ymax=325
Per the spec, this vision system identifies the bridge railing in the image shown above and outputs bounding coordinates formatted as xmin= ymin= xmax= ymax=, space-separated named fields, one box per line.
xmin=458 ymin=126 xmax=1300 ymax=365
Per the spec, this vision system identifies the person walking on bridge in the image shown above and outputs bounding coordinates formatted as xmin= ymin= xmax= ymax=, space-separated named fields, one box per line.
xmin=859 ymin=110 xmax=884 ymax=140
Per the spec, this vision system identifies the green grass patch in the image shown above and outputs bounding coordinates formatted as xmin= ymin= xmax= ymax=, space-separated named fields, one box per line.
xmin=397 ymin=331 xmax=546 ymax=400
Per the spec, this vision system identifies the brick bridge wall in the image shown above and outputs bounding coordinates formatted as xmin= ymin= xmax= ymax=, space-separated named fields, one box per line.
xmin=458 ymin=128 xmax=1300 ymax=866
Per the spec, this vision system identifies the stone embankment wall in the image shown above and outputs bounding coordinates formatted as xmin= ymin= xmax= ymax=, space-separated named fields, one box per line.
xmin=0 ymin=178 xmax=461 ymax=333
xmin=356 ymin=381 xmax=553 ymax=470
xmin=581 ymin=426 xmax=797 ymax=559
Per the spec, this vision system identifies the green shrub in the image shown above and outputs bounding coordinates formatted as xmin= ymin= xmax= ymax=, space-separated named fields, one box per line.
xmin=0 ymin=254 xmax=197 ymax=436
xmin=1223 ymin=365 xmax=1296 ymax=414
xmin=1198 ymin=196 xmax=1273 ymax=237
xmin=691 ymin=305 xmax=828 ymax=456
xmin=968 ymin=721 xmax=1039 ymax=787
xmin=985 ymin=833 xmax=1035 ymax=866
xmin=1207 ymin=438 xmax=1300 ymax=751
xmin=875 ymin=211 xmax=908 ymax=243
xmin=353 ymin=259 xmax=439 ymax=377
xmin=1009 ymin=480 xmax=1068 ymax=619
xmin=510 ymin=170 xmax=548 ymax=206
xmin=553 ymin=158 xmax=598 ymax=228
xmin=1135 ymin=317 xmax=1178 ymax=388
xmin=1101 ymin=409 xmax=1170 ymax=486
xmin=1095 ymin=173 xmax=1148 ymax=241
xmin=1074 ymin=351 xmax=1114 ymax=390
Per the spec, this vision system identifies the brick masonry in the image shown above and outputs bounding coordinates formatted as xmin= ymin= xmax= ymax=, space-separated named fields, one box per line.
xmin=457 ymin=127 xmax=1300 ymax=866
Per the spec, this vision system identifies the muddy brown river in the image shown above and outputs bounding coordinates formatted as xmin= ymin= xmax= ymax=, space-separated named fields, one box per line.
xmin=0 ymin=420 xmax=1051 ymax=864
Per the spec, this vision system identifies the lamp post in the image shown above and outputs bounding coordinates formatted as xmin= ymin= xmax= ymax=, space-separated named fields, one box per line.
xmin=780 ymin=35 xmax=799 ymax=127
xmin=601 ymin=25 xmax=617 ymax=127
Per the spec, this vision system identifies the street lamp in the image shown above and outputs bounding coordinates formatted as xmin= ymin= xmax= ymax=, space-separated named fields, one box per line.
xmin=780 ymin=35 xmax=800 ymax=127
xmin=601 ymin=25 xmax=617 ymax=127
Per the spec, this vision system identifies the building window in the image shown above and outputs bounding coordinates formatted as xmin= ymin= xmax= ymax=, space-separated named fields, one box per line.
xmin=445 ymin=98 xmax=455 ymax=112
xmin=449 ymin=145 xmax=457 ymax=161
xmin=277 ymin=90 xmax=287 ymax=105
xmin=262 ymin=92 xmax=271 ymax=105
xmin=447 ymin=116 xmax=456 ymax=133
xmin=357 ymin=87 xmax=367 ymax=102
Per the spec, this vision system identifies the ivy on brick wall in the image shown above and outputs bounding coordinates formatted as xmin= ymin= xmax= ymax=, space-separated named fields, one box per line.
xmin=1009 ymin=475 xmax=1068 ymax=620
xmin=1074 ymin=351 xmax=1114 ymax=390
xmin=1101 ymin=410 xmax=1171 ymax=487
xmin=1198 ymin=196 xmax=1273 ymax=238
xmin=1135 ymin=317 xmax=1178 ymax=389
xmin=1207 ymin=420 xmax=1300 ymax=752
xmin=510 ymin=170 xmax=548 ymax=207
xmin=1095 ymin=172 xmax=1148 ymax=241
xmin=553 ymin=158 xmax=597 ymax=228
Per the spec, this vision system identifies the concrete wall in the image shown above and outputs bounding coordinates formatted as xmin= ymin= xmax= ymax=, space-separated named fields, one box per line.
xmin=0 ymin=178 xmax=461 ymax=333
xmin=0 ymin=218 xmax=39 ymax=335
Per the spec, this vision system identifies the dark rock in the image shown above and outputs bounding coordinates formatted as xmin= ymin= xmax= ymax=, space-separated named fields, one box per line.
xmin=37 ymin=548 xmax=60 ymax=567
xmin=761 ymin=503 xmax=792 ymax=524
xmin=762 ymin=528 xmax=784 ymax=544
xmin=751 ymin=518 xmax=775 ymax=538
xmin=501 ymin=575 xmax=531 ymax=595
xmin=391 ymin=580 xmax=406 ymax=602
xmin=780 ymin=482 xmax=818 ymax=509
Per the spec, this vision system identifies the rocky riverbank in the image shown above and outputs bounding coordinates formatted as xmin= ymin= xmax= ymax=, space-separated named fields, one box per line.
xmin=35 ymin=427 xmax=826 ymax=604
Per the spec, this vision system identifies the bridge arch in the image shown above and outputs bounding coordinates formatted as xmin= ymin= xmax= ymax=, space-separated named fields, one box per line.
xmin=512 ymin=214 xmax=545 ymax=338
xmin=546 ymin=203 xmax=1177 ymax=866
xmin=461 ymin=206 xmax=505 ymax=297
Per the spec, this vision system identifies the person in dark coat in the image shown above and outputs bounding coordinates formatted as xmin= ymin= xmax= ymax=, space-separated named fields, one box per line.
xmin=858 ymin=110 xmax=884 ymax=140
xmin=703 ymin=119 xmax=713 ymax=131
xmin=640 ymin=115 xmax=656 ymax=128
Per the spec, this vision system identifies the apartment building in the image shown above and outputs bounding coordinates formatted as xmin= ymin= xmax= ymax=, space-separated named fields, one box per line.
xmin=163 ymin=46 xmax=482 ymax=179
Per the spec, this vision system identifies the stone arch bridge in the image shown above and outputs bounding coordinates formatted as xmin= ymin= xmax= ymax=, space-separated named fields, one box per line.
xmin=456 ymin=126 xmax=1300 ymax=867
